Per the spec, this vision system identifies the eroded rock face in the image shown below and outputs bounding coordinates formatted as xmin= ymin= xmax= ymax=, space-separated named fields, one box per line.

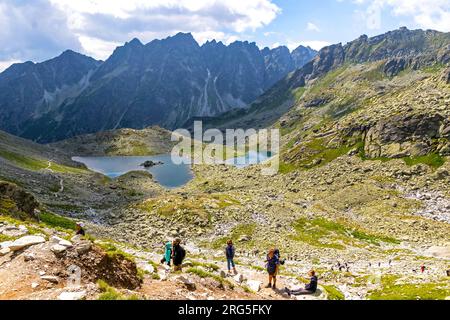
xmin=0 ymin=182 xmax=39 ymax=219
xmin=443 ymin=68 xmax=450 ymax=84
xmin=364 ymin=114 xmax=448 ymax=158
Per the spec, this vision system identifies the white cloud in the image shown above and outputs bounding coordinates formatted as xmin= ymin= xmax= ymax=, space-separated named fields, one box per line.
xmin=0 ymin=0 xmax=281 ymax=62
xmin=351 ymin=0 xmax=450 ymax=31
xmin=287 ymin=40 xmax=331 ymax=51
xmin=78 ymin=36 xmax=122 ymax=61
xmin=0 ymin=60 xmax=21 ymax=73
xmin=47 ymin=0 xmax=281 ymax=59
xmin=306 ymin=22 xmax=320 ymax=32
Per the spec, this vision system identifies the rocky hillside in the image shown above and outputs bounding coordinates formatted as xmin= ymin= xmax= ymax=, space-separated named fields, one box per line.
xmin=205 ymin=27 xmax=450 ymax=131
xmin=50 ymin=126 xmax=175 ymax=157
xmin=0 ymin=33 xmax=316 ymax=143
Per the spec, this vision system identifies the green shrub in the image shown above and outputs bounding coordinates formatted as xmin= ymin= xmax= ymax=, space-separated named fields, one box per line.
xmin=39 ymin=211 xmax=76 ymax=230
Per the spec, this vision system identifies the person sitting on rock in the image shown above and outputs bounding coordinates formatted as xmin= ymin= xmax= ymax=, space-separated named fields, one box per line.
xmin=75 ymin=222 xmax=85 ymax=236
xmin=265 ymin=248 xmax=280 ymax=289
xmin=172 ymin=238 xmax=186 ymax=272
xmin=225 ymin=239 xmax=237 ymax=275
xmin=285 ymin=270 xmax=318 ymax=296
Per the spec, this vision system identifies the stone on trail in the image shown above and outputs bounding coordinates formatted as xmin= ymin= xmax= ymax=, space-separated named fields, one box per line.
xmin=24 ymin=253 xmax=35 ymax=261
xmin=7 ymin=236 xmax=46 ymax=251
xmin=51 ymin=244 xmax=67 ymax=254
xmin=0 ymin=247 xmax=11 ymax=256
xmin=0 ymin=241 xmax=13 ymax=249
xmin=59 ymin=239 xmax=73 ymax=248
xmin=246 ymin=280 xmax=262 ymax=292
xmin=41 ymin=275 xmax=59 ymax=284
xmin=31 ymin=282 xmax=39 ymax=289
xmin=58 ymin=291 xmax=87 ymax=300
xmin=178 ymin=276 xmax=196 ymax=291
xmin=233 ymin=274 xmax=245 ymax=283
xmin=75 ymin=241 xmax=92 ymax=255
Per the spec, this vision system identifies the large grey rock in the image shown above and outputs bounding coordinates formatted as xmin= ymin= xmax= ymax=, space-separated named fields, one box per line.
xmin=51 ymin=244 xmax=68 ymax=254
xmin=7 ymin=236 xmax=46 ymax=251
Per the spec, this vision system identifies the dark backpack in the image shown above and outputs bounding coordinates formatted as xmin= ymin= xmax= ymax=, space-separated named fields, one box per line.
xmin=179 ymin=246 xmax=186 ymax=261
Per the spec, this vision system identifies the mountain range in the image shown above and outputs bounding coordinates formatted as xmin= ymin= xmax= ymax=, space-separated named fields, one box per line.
xmin=0 ymin=33 xmax=316 ymax=143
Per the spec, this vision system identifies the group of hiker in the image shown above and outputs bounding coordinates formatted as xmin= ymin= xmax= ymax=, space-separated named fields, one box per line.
xmin=161 ymin=238 xmax=187 ymax=271
xmin=161 ymin=238 xmax=319 ymax=296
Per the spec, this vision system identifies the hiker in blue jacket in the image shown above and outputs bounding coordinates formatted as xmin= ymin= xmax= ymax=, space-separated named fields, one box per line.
xmin=265 ymin=248 xmax=281 ymax=289
xmin=225 ymin=240 xmax=237 ymax=275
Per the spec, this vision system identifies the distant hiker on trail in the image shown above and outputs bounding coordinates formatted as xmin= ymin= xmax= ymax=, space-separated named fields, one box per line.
xmin=421 ymin=265 xmax=426 ymax=273
xmin=161 ymin=241 xmax=172 ymax=266
xmin=225 ymin=240 xmax=237 ymax=275
xmin=285 ymin=270 xmax=318 ymax=296
xmin=75 ymin=222 xmax=85 ymax=236
xmin=172 ymin=238 xmax=186 ymax=272
xmin=265 ymin=248 xmax=280 ymax=289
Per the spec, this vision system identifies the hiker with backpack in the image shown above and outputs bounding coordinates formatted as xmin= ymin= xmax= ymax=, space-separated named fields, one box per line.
xmin=285 ymin=270 xmax=318 ymax=296
xmin=225 ymin=240 xmax=237 ymax=275
xmin=172 ymin=238 xmax=186 ymax=272
xmin=265 ymin=248 xmax=281 ymax=289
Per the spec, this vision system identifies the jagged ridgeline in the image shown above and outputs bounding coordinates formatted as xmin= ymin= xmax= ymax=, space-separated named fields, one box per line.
xmin=206 ymin=28 xmax=450 ymax=170
xmin=0 ymin=33 xmax=316 ymax=143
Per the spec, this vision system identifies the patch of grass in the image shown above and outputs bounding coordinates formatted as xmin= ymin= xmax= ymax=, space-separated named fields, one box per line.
xmin=278 ymin=161 xmax=298 ymax=174
xmin=0 ymin=150 xmax=85 ymax=174
xmin=39 ymin=211 xmax=77 ymax=231
xmin=403 ymin=153 xmax=445 ymax=169
xmin=322 ymin=285 xmax=345 ymax=300
xmin=368 ymin=276 xmax=450 ymax=300
xmin=97 ymin=242 xmax=135 ymax=262
xmin=186 ymin=267 xmax=233 ymax=288
xmin=191 ymin=261 xmax=220 ymax=272
xmin=0 ymin=234 xmax=14 ymax=242
xmin=211 ymin=223 xmax=257 ymax=249
xmin=97 ymin=280 xmax=140 ymax=300
xmin=250 ymin=265 xmax=265 ymax=272
xmin=291 ymin=217 xmax=399 ymax=249
xmin=0 ymin=197 xmax=28 ymax=220
xmin=421 ymin=63 xmax=445 ymax=74
xmin=211 ymin=194 xmax=241 ymax=209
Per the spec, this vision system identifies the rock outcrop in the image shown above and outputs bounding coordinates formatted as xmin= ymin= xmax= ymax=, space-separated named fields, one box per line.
xmin=0 ymin=182 xmax=39 ymax=219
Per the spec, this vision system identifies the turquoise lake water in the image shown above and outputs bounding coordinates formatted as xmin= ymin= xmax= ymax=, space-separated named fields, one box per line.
xmin=73 ymin=151 xmax=272 ymax=189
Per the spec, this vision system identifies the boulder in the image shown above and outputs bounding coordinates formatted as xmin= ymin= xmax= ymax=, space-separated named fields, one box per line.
xmin=0 ymin=247 xmax=11 ymax=256
xmin=7 ymin=236 xmax=46 ymax=251
xmin=246 ymin=280 xmax=262 ymax=292
xmin=178 ymin=276 xmax=196 ymax=291
xmin=24 ymin=253 xmax=35 ymax=262
xmin=51 ymin=244 xmax=68 ymax=254
xmin=58 ymin=291 xmax=87 ymax=300
xmin=75 ymin=241 xmax=92 ymax=255
xmin=59 ymin=240 xmax=73 ymax=248
xmin=0 ymin=241 xmax=13 ymax=249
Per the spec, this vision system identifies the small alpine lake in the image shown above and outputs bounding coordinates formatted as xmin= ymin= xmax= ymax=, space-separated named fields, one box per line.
xmin=73 ymin=151 xmax=273 ymax=189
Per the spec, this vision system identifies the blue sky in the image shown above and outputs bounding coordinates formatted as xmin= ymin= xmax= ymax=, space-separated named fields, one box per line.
xmin=0 ymin=0 xmax=449 ymax=71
